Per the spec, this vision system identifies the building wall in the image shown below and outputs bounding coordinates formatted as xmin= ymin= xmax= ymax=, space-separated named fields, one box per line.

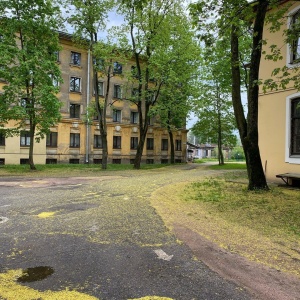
xmin=0 ymin=33 xmax=187 ymax=165
xmin=259 ymin=1 xmax=300 ymax=182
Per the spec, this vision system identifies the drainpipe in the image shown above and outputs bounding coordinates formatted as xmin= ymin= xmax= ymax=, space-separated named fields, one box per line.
xmin=86 ymin=48 xmax=91 ymax=163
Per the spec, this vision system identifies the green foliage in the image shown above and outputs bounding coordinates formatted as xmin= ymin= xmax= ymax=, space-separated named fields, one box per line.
xmin=230 ymin=146 xmax=245 ymax=160
xmin=115 ymin=0 xmax=200 ymax=168
xmin=0 ymin=0 xmax=63 ymax=169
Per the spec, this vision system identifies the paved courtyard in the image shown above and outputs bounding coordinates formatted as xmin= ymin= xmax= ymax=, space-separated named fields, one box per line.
xmin=0 ymin=164 xmax=298 ymax=299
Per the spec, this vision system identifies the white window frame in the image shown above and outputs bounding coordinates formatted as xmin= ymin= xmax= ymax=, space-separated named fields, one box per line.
xmin=286 ymin=6 xmax=300 ymax=68
xmin=286 ymin=92 xmax=300 ymax=164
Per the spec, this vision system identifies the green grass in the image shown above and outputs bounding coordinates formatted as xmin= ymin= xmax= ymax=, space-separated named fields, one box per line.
xmin=209 ymin=163 xmax=247 ymax=170
xmin=184 ymin=174 xmax=300 ymax=237
xmin=0 ymin=163 xmax=172 ymax=176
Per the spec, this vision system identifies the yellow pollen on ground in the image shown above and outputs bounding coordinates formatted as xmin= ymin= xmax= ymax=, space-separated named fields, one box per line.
xmin=37 ymin=211 xmax=57 ymax=218
xmin=0 ymin=269 xmax=98 ymax=300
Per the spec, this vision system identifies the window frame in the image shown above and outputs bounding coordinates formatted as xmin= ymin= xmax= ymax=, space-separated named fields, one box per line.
xmin=70 ymin=103 xmax=81 ymax=118
xmin=46 ymin=132 xmax=58 ymax=147
xmin=97 ymin=81 xmax=104 ymax=96
xmin=113 ymin=62 xmax=122 ymax=74
xmin=70 ymin=51 xmax=81 ymax=66
xmin=20 ymin=131 xmax=31 ymax=147
xmin=161 ymin=138 xmax=169 ymax=151
xmin=286 ymin=92 xmax=300 ymax=163
xmin=94 ymin=135 xmax=103 ymax=149
xmin=0 ymin=132 xmax=5 ymax=146
xmin=130 ymin=111 xmax=139 ymax=124
xmin=113 ymin=136 xmax=122 ymax=149
xmin=175 ymin=139 xmax=182 ymax=151
xmin=287 ymin=7 xmax=300 ymax=67
xmin=113 ymin=84 xmax=122 ymax=99
xmin=70 ymin=77 xmax=81 ymax=93
xmin=70 ymin=133 xmax=80 ymax=148
xmin=130 ymin=137 xmax=138 ymax=150
xmin=112 ymin=109 xmax=122 ymax=122
xmin=147 ymin=138 xmax=154 ymax=150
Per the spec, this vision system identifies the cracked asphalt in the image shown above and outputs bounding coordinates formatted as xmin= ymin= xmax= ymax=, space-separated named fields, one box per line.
xmin=0 ymin=164 xmax=253 ymax=300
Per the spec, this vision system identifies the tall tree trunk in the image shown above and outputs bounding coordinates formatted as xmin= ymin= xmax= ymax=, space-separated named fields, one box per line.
xmin=230 ymin=2 xmax=268 ymax=190
xmin=29 ymin=122 xmax=36 ymax=170
xmin=101 ymin=133 xmax=108 ymax=169
xmin=168 ymin=125 xmax=175 ymax=164
xmin=216 ymin=88 xmax=224 ymax=165
xmin=93 ymin=33 xmax=109 ymax=170
xmin=134 ymin=126 xmax=147 ymax=169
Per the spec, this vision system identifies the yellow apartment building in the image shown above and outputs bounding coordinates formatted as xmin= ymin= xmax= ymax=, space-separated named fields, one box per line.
xmin=259 ymin=0 xmax=300 ymax=184
xmin=0 ymin=32 xmax=187 ymax=165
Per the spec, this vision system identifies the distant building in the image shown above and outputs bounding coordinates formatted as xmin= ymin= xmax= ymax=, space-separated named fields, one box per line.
xmin=0 ymin=32 xmax=187 ymax=165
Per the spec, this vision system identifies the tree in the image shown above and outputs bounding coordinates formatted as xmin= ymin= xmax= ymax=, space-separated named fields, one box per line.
xmin=67 ymin=0 xmax=115 ymax=169
xmin=151 ymin=13 xmax=201 ymax=163
xmin=118 ymin=0 xmax=194 ymax=169
xmin=0 ymin=0 xmax=63 ymax=170
xmin=189 ymin=0 xmax=285 ymax=189
xmin=192 ymin=40 xmax=237 ymax=165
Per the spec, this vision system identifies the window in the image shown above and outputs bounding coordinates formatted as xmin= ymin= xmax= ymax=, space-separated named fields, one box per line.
xmin=71 ymin=51 xmax=81 ymax=66
xmin=20 ymin=132 xmax=30 ymax=146
xmin=46 ymin=159 xmax=57 ymax=164
xmin=130 ymin=111 xmax=139 ymax=124
xmin=113 ymin=109 xmax=121 ymax=122
xmin=146 ymin=159 xmax=154 ymax=164
xmin=0 ymin=158 xmax=5 ymax=165
xmin=161 ymin=159 xmax=169 ymax=164
xmin=175 ymin=159 xmax=182 ymax=163
xmin=20 ymin=158 xmax=29 ymax=164
xmin=0 ymin=133 xmax=5 ymax=146
xmin=50 ymin=74 xmax=59 ymax=87
xmin=175 ymin=139 xmax=182 ymax=151
xmin=161 ymin=139 xmax=168 ymax=151
xmin=113 ymin=85 xmax=122 ymax=99
xmin=70 ymin=77 xmax=81 ymax=92
xmin=291 ymin=98 xmax=300 ymax=155
xmin=46 ymin=132 xmax=58 ymax=147
xmin=130 ymin=137 xmax=138 ymax=149
xmin=96 ymin=81 xmax=104 ymax=96
xmin=113 ymin=136 xmax=121 ymax=149
xmin=69 ymin=159 xmax=80 ymax=164
xmin=93 ymin=159 xmax=102 ymax=164
xmin=113 ymin=62 xmax=122 ymax=74
xmin=70 ymin=104 xmax=80 ymax=118
xmin=130 ymin=159 xmax=135 ymax=164
xmin=147 ymin=138 xmax=154 ymax=150
xmin=290 ymin=10 xmax=300 ymax=64
xmin=20 ymin=98 xmax=29 ymax=108
xmin=94 ymin=135 xmax=102 ymax=148
xmin=70 ymin=133 xmax=80 ymax=148
xmin=112 ymin=158 xmax=121 ymax=164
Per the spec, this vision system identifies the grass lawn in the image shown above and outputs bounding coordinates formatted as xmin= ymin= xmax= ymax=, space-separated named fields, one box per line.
xmin=151 ymin=170 xmax=300 ymax=278
xmin=0 ymin=163 xmax=171 ymax=177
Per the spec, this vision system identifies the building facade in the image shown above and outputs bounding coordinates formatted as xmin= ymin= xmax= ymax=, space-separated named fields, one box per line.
xmin=0 ymin=32 xmax=187 ymax=165
xmin=259 ymin=1 xmax=300 ymax=182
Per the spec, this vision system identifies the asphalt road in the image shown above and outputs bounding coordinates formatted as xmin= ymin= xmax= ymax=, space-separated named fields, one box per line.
xmin=0 ymin=165 xmax=253 ymax=300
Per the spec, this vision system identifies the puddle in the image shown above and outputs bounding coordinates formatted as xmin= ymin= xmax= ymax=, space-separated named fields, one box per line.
xmin=17 ymin=266 xmax=54 ymax=283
